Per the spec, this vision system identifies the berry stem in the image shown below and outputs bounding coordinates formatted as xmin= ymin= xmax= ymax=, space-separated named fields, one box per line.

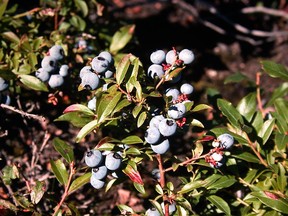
xmin=52 ymin=161 xmax=76 ymax=216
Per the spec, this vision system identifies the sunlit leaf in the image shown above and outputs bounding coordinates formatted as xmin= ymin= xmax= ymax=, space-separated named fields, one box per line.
xmin=52 ymin=137 xmax=74 ymax=163
xmin=207 ymin=195 xmax=231 ymax=216
xmin=110 ymin=25 xmax=135 ymax=54
xmin=75 ymin=120 xmax=98 ymax=143
xmin=18 ymin=74 xmax=48 ymax=92
xmin=30 ymin=181 xmax=45 ymax=204
xmin=68 ymin=172 xmax=91 ymax=194
xmin=50 ymin=159 xmax=68 ymax=185
xmin=261 ymin=60 xmax=288 ymax=81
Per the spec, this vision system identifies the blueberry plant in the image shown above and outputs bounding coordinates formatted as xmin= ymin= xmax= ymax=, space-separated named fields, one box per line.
xmin=0 ymin=1 xmax=288 ymax=216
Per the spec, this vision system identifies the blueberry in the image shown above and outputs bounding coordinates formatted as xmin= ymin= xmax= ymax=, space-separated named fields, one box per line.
xmin=209 ymin=156 xmax=226 ymax=168
xmin=147 ymin=64 xmax=164 ymax=79
xmin=149 ymin=115 xmax=165 ymax=129
xmin=48 ymin=74 xmax=64 ymax=88
xmin=180 ymin=83 xmax=194 ymax=95
xmin=103 ymin=70 xmax=114 ymax=78
xmin=92 ymin=165 xmax=108 ymax=180
xmin=77 ymin=38 xmax=87 ymax=49
xmin=91 ymin=56 xmax=109 ymax=73
xmin=0 ymin=77 xmax=8 ymax=91
xmin=81 ymin=72 xmax=100 ymax=90
xmin=80 ymin=66 xmax=93 ymax=79
xmin=150 ymin=50 xmax=166 ymax=64
xmin=146 ymin=207 xmax=161 ymax=216
xmin=105 ymin=152 xmax=122 ymax=171
xmin=165 ymin=49 xmax=178 ymax=65
xmin=161 ymin=201 xmax=176 ymax=214
xmin=168 ymin=103 xmax=186 ymax=119
xmin=145 ymin=126 xmax=161 ymax=144
xmin=35 ymin=68 xmax=50 ymax=82
xmin=1 ymin=95 xmax=11 ymax=105
xmin=41 ymin=56 xmax=57 ymax=73
xmin=151 ymin=168 xmax=161 ymax=180
xmin=90 ymin=175 xmax=105 ymax=189
xmin=218 ymin=133 xmax=234 ymax=149
xmin=179 ymin=49 xmax=194 ymax=65
xmin=84 ymin=149 xmax=103 ymax=168
xmin=98 ymin=51 xmax=114 ymax=65
xmin=211 ymin=152 xmax=223 ymax=162
xmin=59 ymin=64 xmax=69 ymax=77
xmin=87 ymin=96 xmax=97 ymax=111
xmin=158 ymin=119 xmax=177 ymax=137
xmin=165 ymin=88 xmax=180 ymax=102
xmin=150 ymin=139 xmax=170 ymax=154
xmin=49 ymin=45 xmax=65 ymax=60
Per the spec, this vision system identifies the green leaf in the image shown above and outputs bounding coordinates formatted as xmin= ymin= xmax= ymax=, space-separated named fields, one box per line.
xmin=68 ymin=172 xmax=91 ymax=194
xmin=125 ymin=147 xmax=141 ymax=155
xmin=69 ymin=15 xmax=86 ymax=31
xmin=277 ymin=163 xmax=287 ymax=193
xmin=97 ymin=91 xmax=122 ymax=123
xmin=261 ymin=60 xmax=288 ymax=81
xmin=267 ymin=82 xmax=288 ymax=106
xmin=207 ymin=176 xmax=236 ymax=190
xmin=74 ymin=0 xmax=88 ymax=17
xmin=52 ymin=138 xmax=74 ymax=163
xmin=2 ymin=165 xmax=19 ymax=185
xmin=0 ymin=199 xmax=18 ymax=211
xmin=30 ymin=181 xmax=45 ymax=204
xmin=54 ymin=112 xmax=94 ymax=127
xmin=132 ymin=105 xmax=142 ymax=118
xmin=109 ymin=25 xmax=135 ymax=54
xmin=178 ymin=180 xmax=203 ymax=194
xmin=50 ymin=159 xmax=68 ymax=186
xmin=232 ymin=151 xmax=260 ymax=163
xmin=224 ymin=72 xmax=249 ymax=84
xmin=111 ymin=98 xmax=131 ymax=115
xmin=63 ymin=104 xmax=94 ymax=116
xmin=0 ymin=0 xmax=8 ymax=19
xmin=274 ymin=132 xmax=288 ymax=151
xmin=75 ymin=119 xmax=98 ymax=143
xmin=274 ymin=98 xmax=288 ymax=124
xmin=236 ymin=92 xmax=256 ymax=122
xmin=117 ymin=204 xmax=135 ymax=214
xmin=121 ymin=135 xmax=143 ymax=145
xmin=133 ymin=182 xmax=145 ymax=194
xmin=137 ymin=111 xmax=147 ymax=128
xmin=32 ymin=37 xmax=44 ymax=51
xmin=2 ymin=31 xmax=20 ymax=43
xmin=251 ymin=191 xmax=288 ymax=214
xmin=207 ymin=195 xmax=231 ymax=216
xmin=258 ymin=118 xmax=275 ymax=145
xmin=149 ymin=199 xmax=164 ymax=216
xmin=217 ymin=98 xmax=244 ymax=129
xmin=191 ymin=119 xmax=204 ymax=128
xmin=115 ymin=54 xmax=132 ymax=85
xmin=18 ymin=74 xmax=48 ymax=92
xmin=191 ymin=104 xmax=212 ymax=112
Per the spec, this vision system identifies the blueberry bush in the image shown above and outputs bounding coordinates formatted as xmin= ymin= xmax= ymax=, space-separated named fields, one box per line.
xmin=0 ymin=1 xmax=287 ymax=216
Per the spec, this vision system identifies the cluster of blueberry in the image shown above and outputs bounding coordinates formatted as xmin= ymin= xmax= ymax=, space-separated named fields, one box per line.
xmin=146 ymin=202 xmax=176 ymax=216
xmin=206 ymin=133 xmax=235 ymax=168
xmin=0 ymin=77 xmax=10 ymax=105
xmin=79 ymin=51 xmax=115 ymax=91
xmin=35 ymin=45 xmax=69 ymax=88
xmin=147 ymin=48 xmax=194 ymax=81
xmin=84 ymin=149 xmax=122 ymax=189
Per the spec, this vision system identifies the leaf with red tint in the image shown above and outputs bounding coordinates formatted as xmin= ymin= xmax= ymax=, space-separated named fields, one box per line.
xmin=199 ymin=135 xmax=215 ymax=142
xmin=63 ymin=104 xmax=94 ymax=116
xmin=123 ymin=164 xmax=143 ymax=185
xmin=95 ymin=136 xmax=120 ymax=149
xmin=264 ymin=191 xmax=280 ymax=200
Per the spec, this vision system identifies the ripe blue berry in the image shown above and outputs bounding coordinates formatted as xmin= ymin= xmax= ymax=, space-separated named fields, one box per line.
xmin=158 ymin=119 xmax=177 ymax=137
xmin=48 ymin=74 xmax=64 ymax=88
xmin=146 ymin=207 xmax=161 ymax=216
xmin=0 ymin=77 xmax=8 ymax=91
xmin=218 ymin=133 xmax=234 ymax=149
xmin=85 ymin=149 xmax=103 ymax=168
xmin=41 ymin=56 xmax=57 ymax=73
xmin=165 ymin=50 xmax=178 ymax=65
xmin=209 ymin=156 xmax=226 ymax=168
xmin=168 ymin=103 xmax=186 ymax=119
xmin=98 ymin=51 xmax=113 ymax=65
xmin=150 ymin=139 xmax=170 ymax=154
xmin=90 ymin=175 xmax=105 ymax=189
xmin=149 ymin=115 xmax=165 ymax=128
xmin=35 ymin=68 xmax=50 ymax=82
xmin=92 ymin=165 xmax=108 ymax=180
xmin=80 ymin=66 xmax=93 ymax=79
xmin=179 ymin=49 xmax=194 ymax=65
xmin=91 ymin=56 xmax=109 ymax=73
xmin=81 ymin=72 xmax=100 ymax=90
xmin=147 ymin=64 xmax=164 ymax=79
xmin=151 ymin=168 xmax=161 ymax=180
xmin=180 ymin=83 xmax=194 ymax=95
xmin=1 ymin=95 xmax=11 ymax=105
xmin=150 ymin=50 xmax=165 ymax=64
xmin=87 ymin=97 xmax=97 ymax=111
xmin=105 ymin=152 xmax=122 ymax=171
xmin=211 ymin=152 xmax=224 ymax=162
xmin=145 ymin=126 xmax=161 ymax=144
xmin=161 ymin=201 xmax=176 ymax=214
xmin=165 ymin=88 xmax=180 ymax=102
xmin=49 ymin=45 xmax=65 ymax=60
xmin=59 ymin=64 xmax=69 ymax=77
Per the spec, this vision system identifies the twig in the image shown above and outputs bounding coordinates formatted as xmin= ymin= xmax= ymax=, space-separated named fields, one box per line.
xmin=0 ymin=104 xmax=46 ymax=124
xmin=52 ymin=162 xmax=76 ymax=216
xmin=241 ymin=6 xmax=288 ymax=20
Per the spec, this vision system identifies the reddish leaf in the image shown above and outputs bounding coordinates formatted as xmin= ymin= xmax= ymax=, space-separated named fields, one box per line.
xmin=123 ymin=164 xmax=143 ymax=185
xmin=199 ymin=135 xmax=215 ymax=142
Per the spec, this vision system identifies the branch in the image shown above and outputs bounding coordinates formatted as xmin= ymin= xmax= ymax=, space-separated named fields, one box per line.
xmin=242 ymin=6 xmax=288 ymax=20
